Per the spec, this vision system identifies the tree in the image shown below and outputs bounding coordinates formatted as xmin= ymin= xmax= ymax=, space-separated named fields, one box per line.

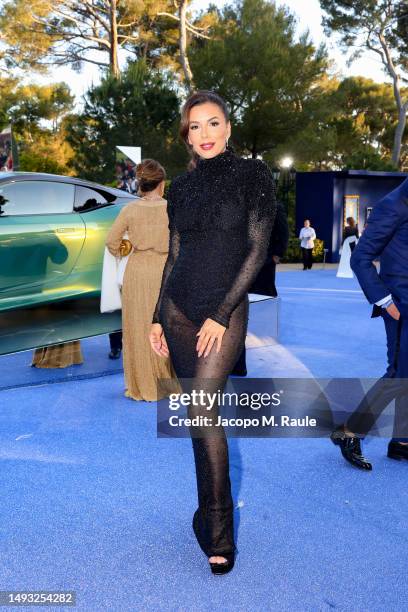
xmin=0 ymin=77 xmax=19 ymax=127
xmin=1 ymin=82 xmax=74 ymax=141
xmin=0 ymin=77 xmax=75 ymax=173
xmin=157 ymin=0 xmax=214 ymax=89
xmin=0 ymin=0 xmax=176 ymax=78
xmin=189 ymin=0 xmax=329 ymax=159
xmin=64 ymin=60 xmax=185 ymax=182
xmin=279 ymin=76 xmax=404 ymax=170
xmin=320 ymin=0 xmax=408 ymax=167
xmin=19 ymin=131 xmax=75 ymax=174
xmin=331 ymin=77 xmax=400 ymax=167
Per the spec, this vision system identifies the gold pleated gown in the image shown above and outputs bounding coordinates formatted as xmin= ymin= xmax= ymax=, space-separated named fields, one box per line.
xmin=105 ymin=197 xmax=181 ymax=401
xmin=32 ymin=341 xmax=83 ymax=368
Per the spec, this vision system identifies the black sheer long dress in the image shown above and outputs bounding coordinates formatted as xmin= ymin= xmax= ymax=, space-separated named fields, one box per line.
xmin=152 ymin=146 xmax=277 ymax=559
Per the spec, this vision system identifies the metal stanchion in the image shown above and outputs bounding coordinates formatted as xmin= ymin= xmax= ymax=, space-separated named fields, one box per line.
xmin=322 ymin=248 xmax=328 ymax=269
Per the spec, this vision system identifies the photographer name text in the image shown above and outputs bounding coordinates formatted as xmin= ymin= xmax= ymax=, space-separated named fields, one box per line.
xmin=168 ymin=415 xmax=317 ymax=428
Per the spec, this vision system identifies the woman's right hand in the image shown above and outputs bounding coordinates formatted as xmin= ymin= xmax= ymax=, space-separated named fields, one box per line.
xmin=149 ymin=323 xmax=169 ymax=357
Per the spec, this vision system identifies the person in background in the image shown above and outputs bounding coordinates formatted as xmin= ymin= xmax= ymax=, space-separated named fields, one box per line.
xmin=331 ymin=178 xmax=408 ymax=469
xmin=105 ymin=158 xmax=180 ymax=401
xmin=299 ymin=219 xmax=316 ymax=270
xmin=108 ymin=331 xmax=122 ymax=359
xmin=231 ymin=200 xmax=289 ymax=376
xmin=130 ymin=176 xmax=138 ymax=194
xmin=342 ymin=216 xmax=359 ymax=252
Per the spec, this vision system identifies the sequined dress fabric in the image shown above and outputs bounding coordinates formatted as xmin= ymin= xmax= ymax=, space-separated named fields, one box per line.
xmin=153 ymin=146 xmax=277 ymax=558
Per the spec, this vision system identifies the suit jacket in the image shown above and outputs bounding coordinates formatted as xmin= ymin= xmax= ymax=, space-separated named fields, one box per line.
xmin=250 ymin=201 xmax=289 ymax=296
xmin=350 ymin=177 xmax=408 ymax=317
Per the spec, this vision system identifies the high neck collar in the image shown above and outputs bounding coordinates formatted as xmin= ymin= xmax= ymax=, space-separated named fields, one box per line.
xmin=196 ymin=145 xmax=237 ymax=170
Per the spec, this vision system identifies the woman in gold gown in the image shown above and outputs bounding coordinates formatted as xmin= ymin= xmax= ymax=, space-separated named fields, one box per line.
xmin=106 ymin=159 xmax=180 ymax=401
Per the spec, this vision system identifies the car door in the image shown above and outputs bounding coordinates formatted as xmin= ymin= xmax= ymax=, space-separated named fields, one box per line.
xmin=0 ymin=179 xmax=86 ymax=309
xmin=71 ymin=185 xmax=135 ymax=292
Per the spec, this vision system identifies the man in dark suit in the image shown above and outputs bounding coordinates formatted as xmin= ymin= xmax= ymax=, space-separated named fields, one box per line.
xmin=231 ymin=201 xmax=289 ymax=376
xmin=331 ymin=178 xmax=408 ymax=469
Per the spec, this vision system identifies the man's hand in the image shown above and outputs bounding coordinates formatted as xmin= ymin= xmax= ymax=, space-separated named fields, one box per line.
xmin=149 ymin=323 xmax=169 ymax=357
xmin=196 ymin=318 xmax=226 ymax=358
xmin=272 ymin=255 xmax=280 ymax=264
xmin=386 ymin=303 xmax=400 ymax=320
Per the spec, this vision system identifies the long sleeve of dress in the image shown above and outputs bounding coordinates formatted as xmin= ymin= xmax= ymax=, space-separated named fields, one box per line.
xmin=106 ymin=206 xmax=129 ymax=256
xmin=152 ymin=182 xmax=181 ymax=324
xmin=208 ymin=160 xmax=277 ymax=328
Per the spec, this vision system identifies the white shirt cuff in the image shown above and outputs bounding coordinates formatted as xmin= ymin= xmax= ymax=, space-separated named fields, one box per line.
xmin=375 ymin=294 xmax=392 ymax=307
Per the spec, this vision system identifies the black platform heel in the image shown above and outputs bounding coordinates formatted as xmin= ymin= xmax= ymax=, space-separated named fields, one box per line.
xmin=209 ymin=552 xmax=235 ymax=575
xmin=193 ymin=509 xmax=236 ymax=575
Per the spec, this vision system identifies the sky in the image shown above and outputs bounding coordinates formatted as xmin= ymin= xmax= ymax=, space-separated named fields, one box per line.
xmin=30 ymin=0 xmax=389 ymax=110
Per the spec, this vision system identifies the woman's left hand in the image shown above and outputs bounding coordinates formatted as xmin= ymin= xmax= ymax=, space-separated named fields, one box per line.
xmin=196 ymin=318 xmax=226 ymax=358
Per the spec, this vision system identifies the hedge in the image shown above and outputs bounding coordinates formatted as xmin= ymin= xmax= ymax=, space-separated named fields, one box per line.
xmin=281 ymin=238 xmax=325 ymax=263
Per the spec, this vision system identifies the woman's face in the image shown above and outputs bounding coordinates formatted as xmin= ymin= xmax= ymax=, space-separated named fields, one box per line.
xmin=304 ymin=220 xmax=310 ymax=228
xmin=187 ymin=101 xmax=231 ymax=159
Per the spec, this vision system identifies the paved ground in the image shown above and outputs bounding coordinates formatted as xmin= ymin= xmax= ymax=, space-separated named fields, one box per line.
xmin=0 ymin=269 xmax=405 ymax=612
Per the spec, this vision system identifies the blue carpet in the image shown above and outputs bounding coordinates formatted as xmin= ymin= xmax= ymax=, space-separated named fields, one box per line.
xmin=0 ymin=335 xmax=122 ymax=392
xmin=0 ymin=270 xmax=406 ymax=611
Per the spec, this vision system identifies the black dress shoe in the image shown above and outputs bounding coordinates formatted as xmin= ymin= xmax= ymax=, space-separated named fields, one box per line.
xmin=108 ymin=348 xmax=122 ymax=360
xmin=330 ymin=427 xmax=372 ymax=470
xmin=209 ymin=552 xmax=235 ymax=575
xmin=388 ymin=440 xmax=408 ymax=460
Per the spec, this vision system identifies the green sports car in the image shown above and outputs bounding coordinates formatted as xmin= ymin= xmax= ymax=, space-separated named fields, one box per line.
xmin=0 ymin=172 xmax=136 ymax=312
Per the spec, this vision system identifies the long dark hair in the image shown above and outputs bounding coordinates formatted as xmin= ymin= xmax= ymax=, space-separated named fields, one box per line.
xmin=179 ymin=90 xmax=231 ymax=171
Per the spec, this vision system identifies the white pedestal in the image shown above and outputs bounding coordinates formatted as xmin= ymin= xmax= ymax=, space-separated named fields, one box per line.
xmin=247 ymin=294 xmax=280 ymax=348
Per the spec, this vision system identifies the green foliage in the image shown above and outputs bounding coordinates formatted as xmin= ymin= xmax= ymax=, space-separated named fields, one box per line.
xmin=2 ymin=0 xmax=407 ymax=180
xmin=64 ymin=60 xmax=187 ymax=183
xmin=0 ymin=77 xmax=75 ymax=174
xmin=342 ymin=149 xmax=398 ymax=171
xmin=9 ymin=83 xmax=74 ymax=135
xmin=272 ymin=75 xmax=406 ymax=170
xmin=0 ymin=0 xmax=180 ymax=75
xmin=320 ymin=0 xmax=407 ymax=69
xmin=281 ymin=237 xmax=325 ymax=263
xmin=320 ymin=0 xmax=408 ymax=167
xmin=190 ymin=0 xmax=329 ymax=159
xmin=0 ymin=80 xmax=74 ymax=136
xmin=19 ymin=151 xmax=67 ymax=174
xmin=330 ymin=77 xmax=400 ymax=168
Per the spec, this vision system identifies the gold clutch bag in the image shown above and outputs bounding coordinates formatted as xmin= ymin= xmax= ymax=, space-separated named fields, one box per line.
xmin=119 ymin=239 xmax=132 ymax=257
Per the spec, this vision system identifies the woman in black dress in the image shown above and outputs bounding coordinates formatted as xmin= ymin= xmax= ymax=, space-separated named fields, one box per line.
xmin=342 ymin=216 xmax=359 ymax=252
xmin=149 ymin=90 xmax=277 ymax=574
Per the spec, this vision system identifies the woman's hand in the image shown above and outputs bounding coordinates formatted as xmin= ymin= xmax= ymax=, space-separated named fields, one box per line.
xmin=196 ymin=318 xmax=226 ymax=358
xmin=149 ymin=324 xmax=169 ymax=357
